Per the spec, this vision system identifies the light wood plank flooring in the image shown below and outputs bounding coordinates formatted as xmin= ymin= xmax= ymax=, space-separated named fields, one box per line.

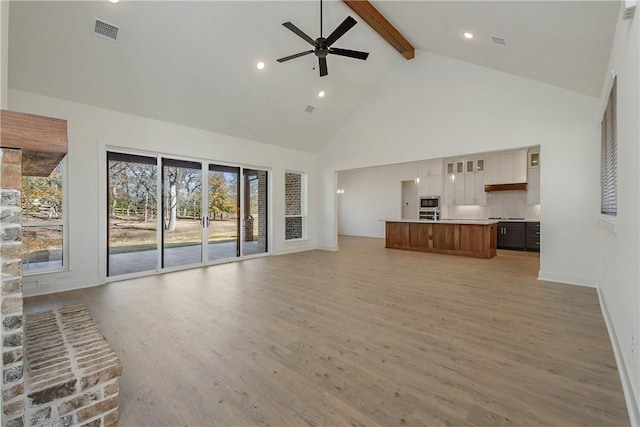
xmin=25 ymin=236 xmax=629 ymax=426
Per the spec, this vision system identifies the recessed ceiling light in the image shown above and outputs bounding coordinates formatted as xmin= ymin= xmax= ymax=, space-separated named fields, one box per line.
xmin=463 ymin=32 xmax=474 ymax=39
xmin=318 ymin=91 xmax=325 ymax=98
xmin=256 ymin=61 xmax=265 ymax=70
xmin=108 ymin=0 xmax=120 ymax=3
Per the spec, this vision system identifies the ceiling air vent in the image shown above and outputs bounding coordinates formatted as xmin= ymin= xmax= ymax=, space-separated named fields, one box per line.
xmin=304 ymin=105 xmax=315 ymax=113
xmin=93 ymin=18 xmax=119 ymax=42
xmin=490 ymin=36 xmax=507 ymax=47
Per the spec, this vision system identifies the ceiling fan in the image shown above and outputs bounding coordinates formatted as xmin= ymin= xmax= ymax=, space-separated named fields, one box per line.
xmin=277 ymin=0 xmax=369 ymax=77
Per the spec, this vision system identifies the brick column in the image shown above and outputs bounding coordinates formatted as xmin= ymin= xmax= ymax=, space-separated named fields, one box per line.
xmin=257 ymin=170 xmax=267 ymax=245
xmin=1 ymin=148 xmax=25 ymax=427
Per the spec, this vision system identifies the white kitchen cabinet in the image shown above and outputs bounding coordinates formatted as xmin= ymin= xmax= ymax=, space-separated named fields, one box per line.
xmin=475 ymin=171 xmax=487 ymax=205
xmin=486 ymin=150 xmax=528 ymax=184
xmin=444 ymin=157 xmax=487 ymax=206
xmin=463 ymin=173 xmax=475 ymax=204
xmin=417 ymin=175 xmax=443 ymax=197
xmin=418 ymin=159 xmax=443 ymax=177
xmin=446 ymin=156 xmax=487 ymax=205
xmin=446 ymin=162 xmax=454 ymax=174
xmin=444 ymin=174 xmax=455 ymax=206
xmin=454 ymin=175 xmax=465 ymax=204
xmin=418 ymin=159 xmax=443 ymax=197
xmin=427 ymin=174 xmax=443 ymax=196
xmin=527 ymin=167 xmax=540 ymax=204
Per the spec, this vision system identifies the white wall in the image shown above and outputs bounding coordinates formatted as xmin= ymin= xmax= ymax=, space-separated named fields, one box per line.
xmin=1 ymin=0 xmax=8 ymax=108
xmin=9 ymin=89 xmax=318 ymax=296
xmin=337 ymin=162 xmax=418 ymax=237
xmin=598 ymin=6 xmax=640 ymax=425
xmin=318 ymin=50 xmax=602 ymax=287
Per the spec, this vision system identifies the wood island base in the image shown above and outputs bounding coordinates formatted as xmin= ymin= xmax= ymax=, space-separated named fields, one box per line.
xmin=385 ymin=221 xmax=497 ymax=258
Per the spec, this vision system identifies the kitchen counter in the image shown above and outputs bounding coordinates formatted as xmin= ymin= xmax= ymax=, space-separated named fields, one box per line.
xmin=489 ymin=219 xmax=540 ymax=223
xmin=382 ymin=219 xmax=499 ymax=225
xmin=384 ymin=220 xmax=497 ymax=259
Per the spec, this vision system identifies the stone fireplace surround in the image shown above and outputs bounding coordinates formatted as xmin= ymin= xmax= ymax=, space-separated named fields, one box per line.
xmin=1 ymin=111 xmax=122 ymax=427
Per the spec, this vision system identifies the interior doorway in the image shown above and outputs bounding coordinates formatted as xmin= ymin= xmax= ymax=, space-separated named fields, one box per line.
xmin=401 ymin=180 xmax=418 ymax=220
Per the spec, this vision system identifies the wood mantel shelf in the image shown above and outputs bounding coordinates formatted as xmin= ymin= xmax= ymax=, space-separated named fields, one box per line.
xmin=484 ymin=183 xmax=527 ymax=192
xmin=1 ymin=109 xmax=68 ymax=176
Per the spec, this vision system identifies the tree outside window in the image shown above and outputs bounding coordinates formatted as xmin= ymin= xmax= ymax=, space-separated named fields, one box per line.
xmin=22 ymin=160 xmax=65 ymax=272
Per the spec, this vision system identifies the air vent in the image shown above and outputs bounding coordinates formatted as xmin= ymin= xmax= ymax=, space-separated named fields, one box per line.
xmin=304 ymin=105 xmax=315 ymax=113
xmin=490 ymin=36 xmax=507 ymax=47
xmin=624 ymin=0 xmax=636 ymax=19
xmin=93 ymin=18 xmax=119 ymax=41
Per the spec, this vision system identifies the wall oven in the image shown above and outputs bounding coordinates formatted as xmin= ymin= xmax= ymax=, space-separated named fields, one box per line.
xmin=418 ymin=196 xmax=440 ymax=221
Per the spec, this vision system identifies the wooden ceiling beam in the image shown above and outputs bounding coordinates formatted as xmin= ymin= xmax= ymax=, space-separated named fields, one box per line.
xmin=343 ymin=0 xmax=414 ymax=60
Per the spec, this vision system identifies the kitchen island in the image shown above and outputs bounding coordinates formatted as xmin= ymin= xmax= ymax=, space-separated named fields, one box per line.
xmin=384 ymin=219 xmax=498 ymax=259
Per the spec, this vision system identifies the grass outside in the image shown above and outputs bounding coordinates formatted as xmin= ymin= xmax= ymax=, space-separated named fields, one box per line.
xmin=108 ymin=215 xmax=247 ymax=253
xmin=23 ymin=215 xmax=255 ymax=261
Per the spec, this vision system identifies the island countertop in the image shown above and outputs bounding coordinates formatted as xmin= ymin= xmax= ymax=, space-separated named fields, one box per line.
xmin=381 ymin=219 xmax=499 ymax=225
xmin=384 ymin=220 xmax=497 ymax=258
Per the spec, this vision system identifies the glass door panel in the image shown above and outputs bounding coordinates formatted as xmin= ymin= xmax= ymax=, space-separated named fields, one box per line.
xmin=207 ymin=164 xmax=240 ymax=262
xmin=107 ymin=152 xmax=158 ymax=277
xmin=162 ymin=158 xmax=203 ymax=268
xmin=242 ymin=169 xmax=268 ymax=255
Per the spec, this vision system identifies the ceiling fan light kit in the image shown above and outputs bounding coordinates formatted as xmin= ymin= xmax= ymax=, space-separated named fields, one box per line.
xmin=277 ymin=0 xmax=369 ymax=77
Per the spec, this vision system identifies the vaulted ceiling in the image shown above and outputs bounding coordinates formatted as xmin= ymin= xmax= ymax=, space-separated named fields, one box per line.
xmin=8 ymin=1 xmax=619 ymax=153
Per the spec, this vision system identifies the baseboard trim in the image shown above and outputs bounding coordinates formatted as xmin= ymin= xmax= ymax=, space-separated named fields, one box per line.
xmin=273 ymin=247 xmax=316 ymax=256
xmin=23 ymin=276 xmax=104 ymax=298
xmin=598 ymin=288 xmax=640 ymax=427
xmin=537 ymin=271 xmax=597 ymax=288
xmin=317 ymin=245 xmax=339 ymax=251
xmin=337 ymin=232 xmax=384 ymax=239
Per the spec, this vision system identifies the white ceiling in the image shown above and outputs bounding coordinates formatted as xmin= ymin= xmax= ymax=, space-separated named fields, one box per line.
xmin=8 ymin=1 xmax=619 ymax=153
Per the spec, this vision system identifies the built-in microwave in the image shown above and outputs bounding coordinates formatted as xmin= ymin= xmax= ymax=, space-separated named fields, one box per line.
xmin=419 ymin=196 xmax=440 ymax=209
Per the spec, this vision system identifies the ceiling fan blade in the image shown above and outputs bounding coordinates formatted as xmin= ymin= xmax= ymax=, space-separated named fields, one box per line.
xmin=282 ymin=22 xmax=315 ymax=46
xmin=319 ymin=57 xmax=328 ymax=77
xmin=277 ymin=50 xmax=314 ymax=63
xmin=324 ymin=16 xmax=357 ymax=47
xmin=329 ymin=48 xmax=369 ymax=60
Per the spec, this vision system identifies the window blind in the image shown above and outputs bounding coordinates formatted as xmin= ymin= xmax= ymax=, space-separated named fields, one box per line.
xmin=601 ymin=78 xmax=617 ymax=216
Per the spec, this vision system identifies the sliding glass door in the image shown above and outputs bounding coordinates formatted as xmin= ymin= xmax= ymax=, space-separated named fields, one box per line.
xmin=207 ymin=164 xmax=240 ymax=262
xmin=107 ymin=151 xmax=268 ymax=278
xmin=162 ymin=158 xmax=203 ymax=269
xmin=107 ymin=152 xmax=158 ymax=276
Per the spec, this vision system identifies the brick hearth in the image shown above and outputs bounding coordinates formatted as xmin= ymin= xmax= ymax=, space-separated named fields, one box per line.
xmin=23 ymin=304 xmax=122 ymax=427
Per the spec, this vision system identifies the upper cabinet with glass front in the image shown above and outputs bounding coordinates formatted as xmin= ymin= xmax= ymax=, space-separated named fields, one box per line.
xmin=527 ymin=148 xmax=541 ymax=205
xmin=528 ymin=150 xmax=540 ymax=168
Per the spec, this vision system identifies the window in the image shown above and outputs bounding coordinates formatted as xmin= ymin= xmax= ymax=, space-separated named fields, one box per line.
xmin=285 ymin=171 xmax=306 ymax=240
xmin=22 ymin=158 xmax=66 ymax=272
xmin=601 ymin=77 xmax=617 ymax=216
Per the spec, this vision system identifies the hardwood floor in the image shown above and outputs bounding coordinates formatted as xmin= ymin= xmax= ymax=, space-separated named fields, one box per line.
xmin=24 ymin=236 xmax=629 ymax=426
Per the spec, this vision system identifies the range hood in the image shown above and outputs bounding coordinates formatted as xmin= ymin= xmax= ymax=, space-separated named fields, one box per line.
xmin=484 ymin=183 xmax=527 ymax=192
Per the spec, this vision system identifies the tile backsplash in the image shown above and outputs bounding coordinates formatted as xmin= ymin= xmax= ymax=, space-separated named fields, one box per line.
xmin=444 ymin=191 xmax=540 ymax=220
